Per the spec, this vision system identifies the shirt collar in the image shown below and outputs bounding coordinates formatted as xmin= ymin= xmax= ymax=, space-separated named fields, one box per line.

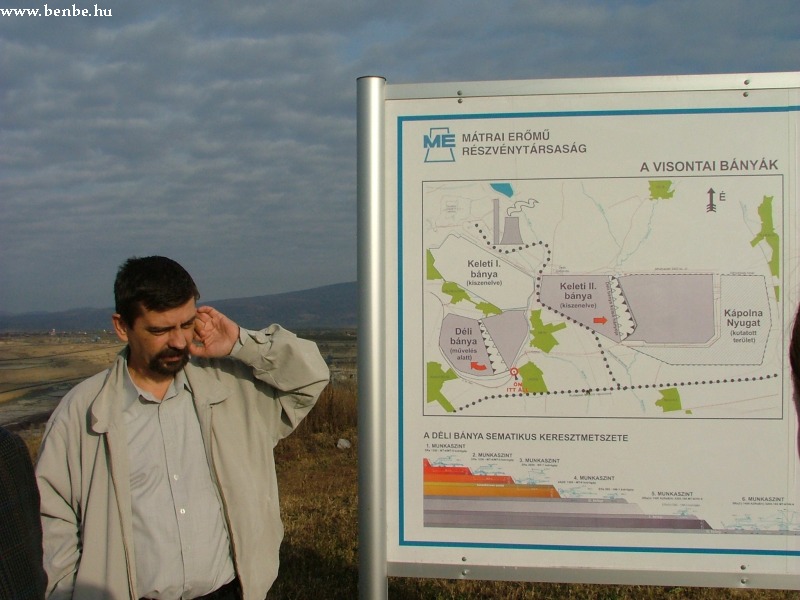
xmin=120 ymin=353 xmax=191 ymax=407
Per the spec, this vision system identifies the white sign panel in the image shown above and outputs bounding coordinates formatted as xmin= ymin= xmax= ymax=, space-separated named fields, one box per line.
xmin=379 ymin=74 xmax=800 ymax=589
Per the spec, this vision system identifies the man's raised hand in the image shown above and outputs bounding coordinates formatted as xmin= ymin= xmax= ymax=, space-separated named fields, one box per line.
xmin=191 ymin=306 xmax=240 ymax=358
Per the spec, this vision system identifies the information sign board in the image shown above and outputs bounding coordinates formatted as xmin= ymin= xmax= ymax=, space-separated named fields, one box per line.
xmin=358 ymin=72 xmax=800 ymax=593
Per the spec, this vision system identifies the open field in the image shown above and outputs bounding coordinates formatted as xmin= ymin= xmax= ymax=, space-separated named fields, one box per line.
xmin=3 ymin=335 xmax=797 ymax=598
xmin=0 ymin=330 xmax=356 ymax=429
xmin=0 ymin=332 xmax=124 ymax=428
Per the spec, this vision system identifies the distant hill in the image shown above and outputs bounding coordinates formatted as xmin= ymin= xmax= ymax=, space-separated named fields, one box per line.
xmin=0 ymin=281 xmax=357 ymax=332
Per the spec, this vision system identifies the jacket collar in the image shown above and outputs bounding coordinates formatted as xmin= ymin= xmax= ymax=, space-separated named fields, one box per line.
xmin=89 ymin=351 xmax=230 ymax=434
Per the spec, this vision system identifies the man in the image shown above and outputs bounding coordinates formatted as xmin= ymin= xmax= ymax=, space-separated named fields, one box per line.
xmin=36 ymin=256 xmax=329 ymax=600
xmin=0 ymin=426 xmax=47 ymax=600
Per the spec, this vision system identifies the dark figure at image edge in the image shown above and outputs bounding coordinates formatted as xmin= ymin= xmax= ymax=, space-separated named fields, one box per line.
xmin=0 ymin=426 xmax=47 ymax=600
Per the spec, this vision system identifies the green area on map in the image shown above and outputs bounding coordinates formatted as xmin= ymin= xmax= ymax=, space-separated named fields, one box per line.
xmin=427 ymin=249 xmax=443 ymax=280
xmin=750 ymin=195 xmax=780 ymax=279
xmin=655 ymin=388 xmax=688 ymax=413
xmin=519 ymin=362 xmax=548 ymax=394
xmin=440 ymin=280 xmax=501 ymax=316
xmin=648 ymin=180 xmax=675 ymax=200
xmin=427 ymin=362 xmax=457 ymax=412
xmin=441 ymin=281 xmax=470 ymax=304
xmin=529 ymin=309 xmax=567 ymax=353
xmin=475 ymin=301 xmax=502 ymax=316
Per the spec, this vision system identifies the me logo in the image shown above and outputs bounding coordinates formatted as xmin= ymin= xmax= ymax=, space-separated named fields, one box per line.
xmin=423 ymin=127 xmax=456 ymax=163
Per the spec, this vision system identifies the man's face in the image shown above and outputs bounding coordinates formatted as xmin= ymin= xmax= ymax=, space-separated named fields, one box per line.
xmin=112 ymin=298 xmax=197 ymax=380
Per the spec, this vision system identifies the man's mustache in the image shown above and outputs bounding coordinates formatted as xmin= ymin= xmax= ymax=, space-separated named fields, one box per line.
xmin=156 ymin=347 xmax=189 ymax=360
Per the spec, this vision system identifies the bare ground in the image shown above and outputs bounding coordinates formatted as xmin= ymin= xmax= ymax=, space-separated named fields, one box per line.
xmin=0 ymin=333 xmax=124 ymax=428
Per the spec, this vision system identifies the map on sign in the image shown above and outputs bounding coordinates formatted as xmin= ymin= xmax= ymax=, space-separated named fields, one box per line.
xmin=423 ymin=176 xmax=784 ymax=418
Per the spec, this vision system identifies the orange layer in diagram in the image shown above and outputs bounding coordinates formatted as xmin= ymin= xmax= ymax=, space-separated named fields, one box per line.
xmin=424 ymin=481 xmax=560 ymax=498
xmin=423 ymin=459 xmax=560 ymax=498
xmin=423 ymin=459 xmax=471 ymax=475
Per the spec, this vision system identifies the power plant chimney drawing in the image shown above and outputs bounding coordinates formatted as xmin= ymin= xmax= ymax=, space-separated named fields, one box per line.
xmin=493 ymin=198 xmax=524 ymax=245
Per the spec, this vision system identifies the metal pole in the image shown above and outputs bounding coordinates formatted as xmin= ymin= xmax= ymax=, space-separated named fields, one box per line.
xmin=357 ymin=75 xmax=388 ymax=600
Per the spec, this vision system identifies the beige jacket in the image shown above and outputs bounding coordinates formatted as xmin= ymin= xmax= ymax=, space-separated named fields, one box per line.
xmin=36 ymin=325 xmax=329 ymax=600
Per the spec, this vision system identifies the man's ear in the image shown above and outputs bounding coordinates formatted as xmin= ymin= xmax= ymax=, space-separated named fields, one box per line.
xmin=111 ymin=314 xmax=130 ymax=343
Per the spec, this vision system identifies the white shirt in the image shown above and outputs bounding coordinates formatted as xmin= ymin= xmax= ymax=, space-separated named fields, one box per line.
xmin=121 ymin=365 xmax=236 ymax=599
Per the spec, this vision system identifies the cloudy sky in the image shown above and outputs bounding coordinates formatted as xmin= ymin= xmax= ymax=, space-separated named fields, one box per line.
xmin=1 ymin=0 xmax=798 ymax=314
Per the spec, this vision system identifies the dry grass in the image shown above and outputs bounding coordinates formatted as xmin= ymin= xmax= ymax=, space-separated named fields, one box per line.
xmin=298 ymin=379 xmax=358 ymax=435
xmin=269 ymin=381 xmax=358 ymax=598
xmin=17 ymin=423 xmax=46 ymax=459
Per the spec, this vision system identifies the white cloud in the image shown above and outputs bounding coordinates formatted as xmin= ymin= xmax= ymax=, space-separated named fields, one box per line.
xmin=0 ymin=0 xmax=797 ymax=312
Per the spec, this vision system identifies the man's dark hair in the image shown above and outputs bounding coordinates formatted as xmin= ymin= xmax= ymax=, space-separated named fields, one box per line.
xmin=114 ymin=256 xmax=200 ymax=326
